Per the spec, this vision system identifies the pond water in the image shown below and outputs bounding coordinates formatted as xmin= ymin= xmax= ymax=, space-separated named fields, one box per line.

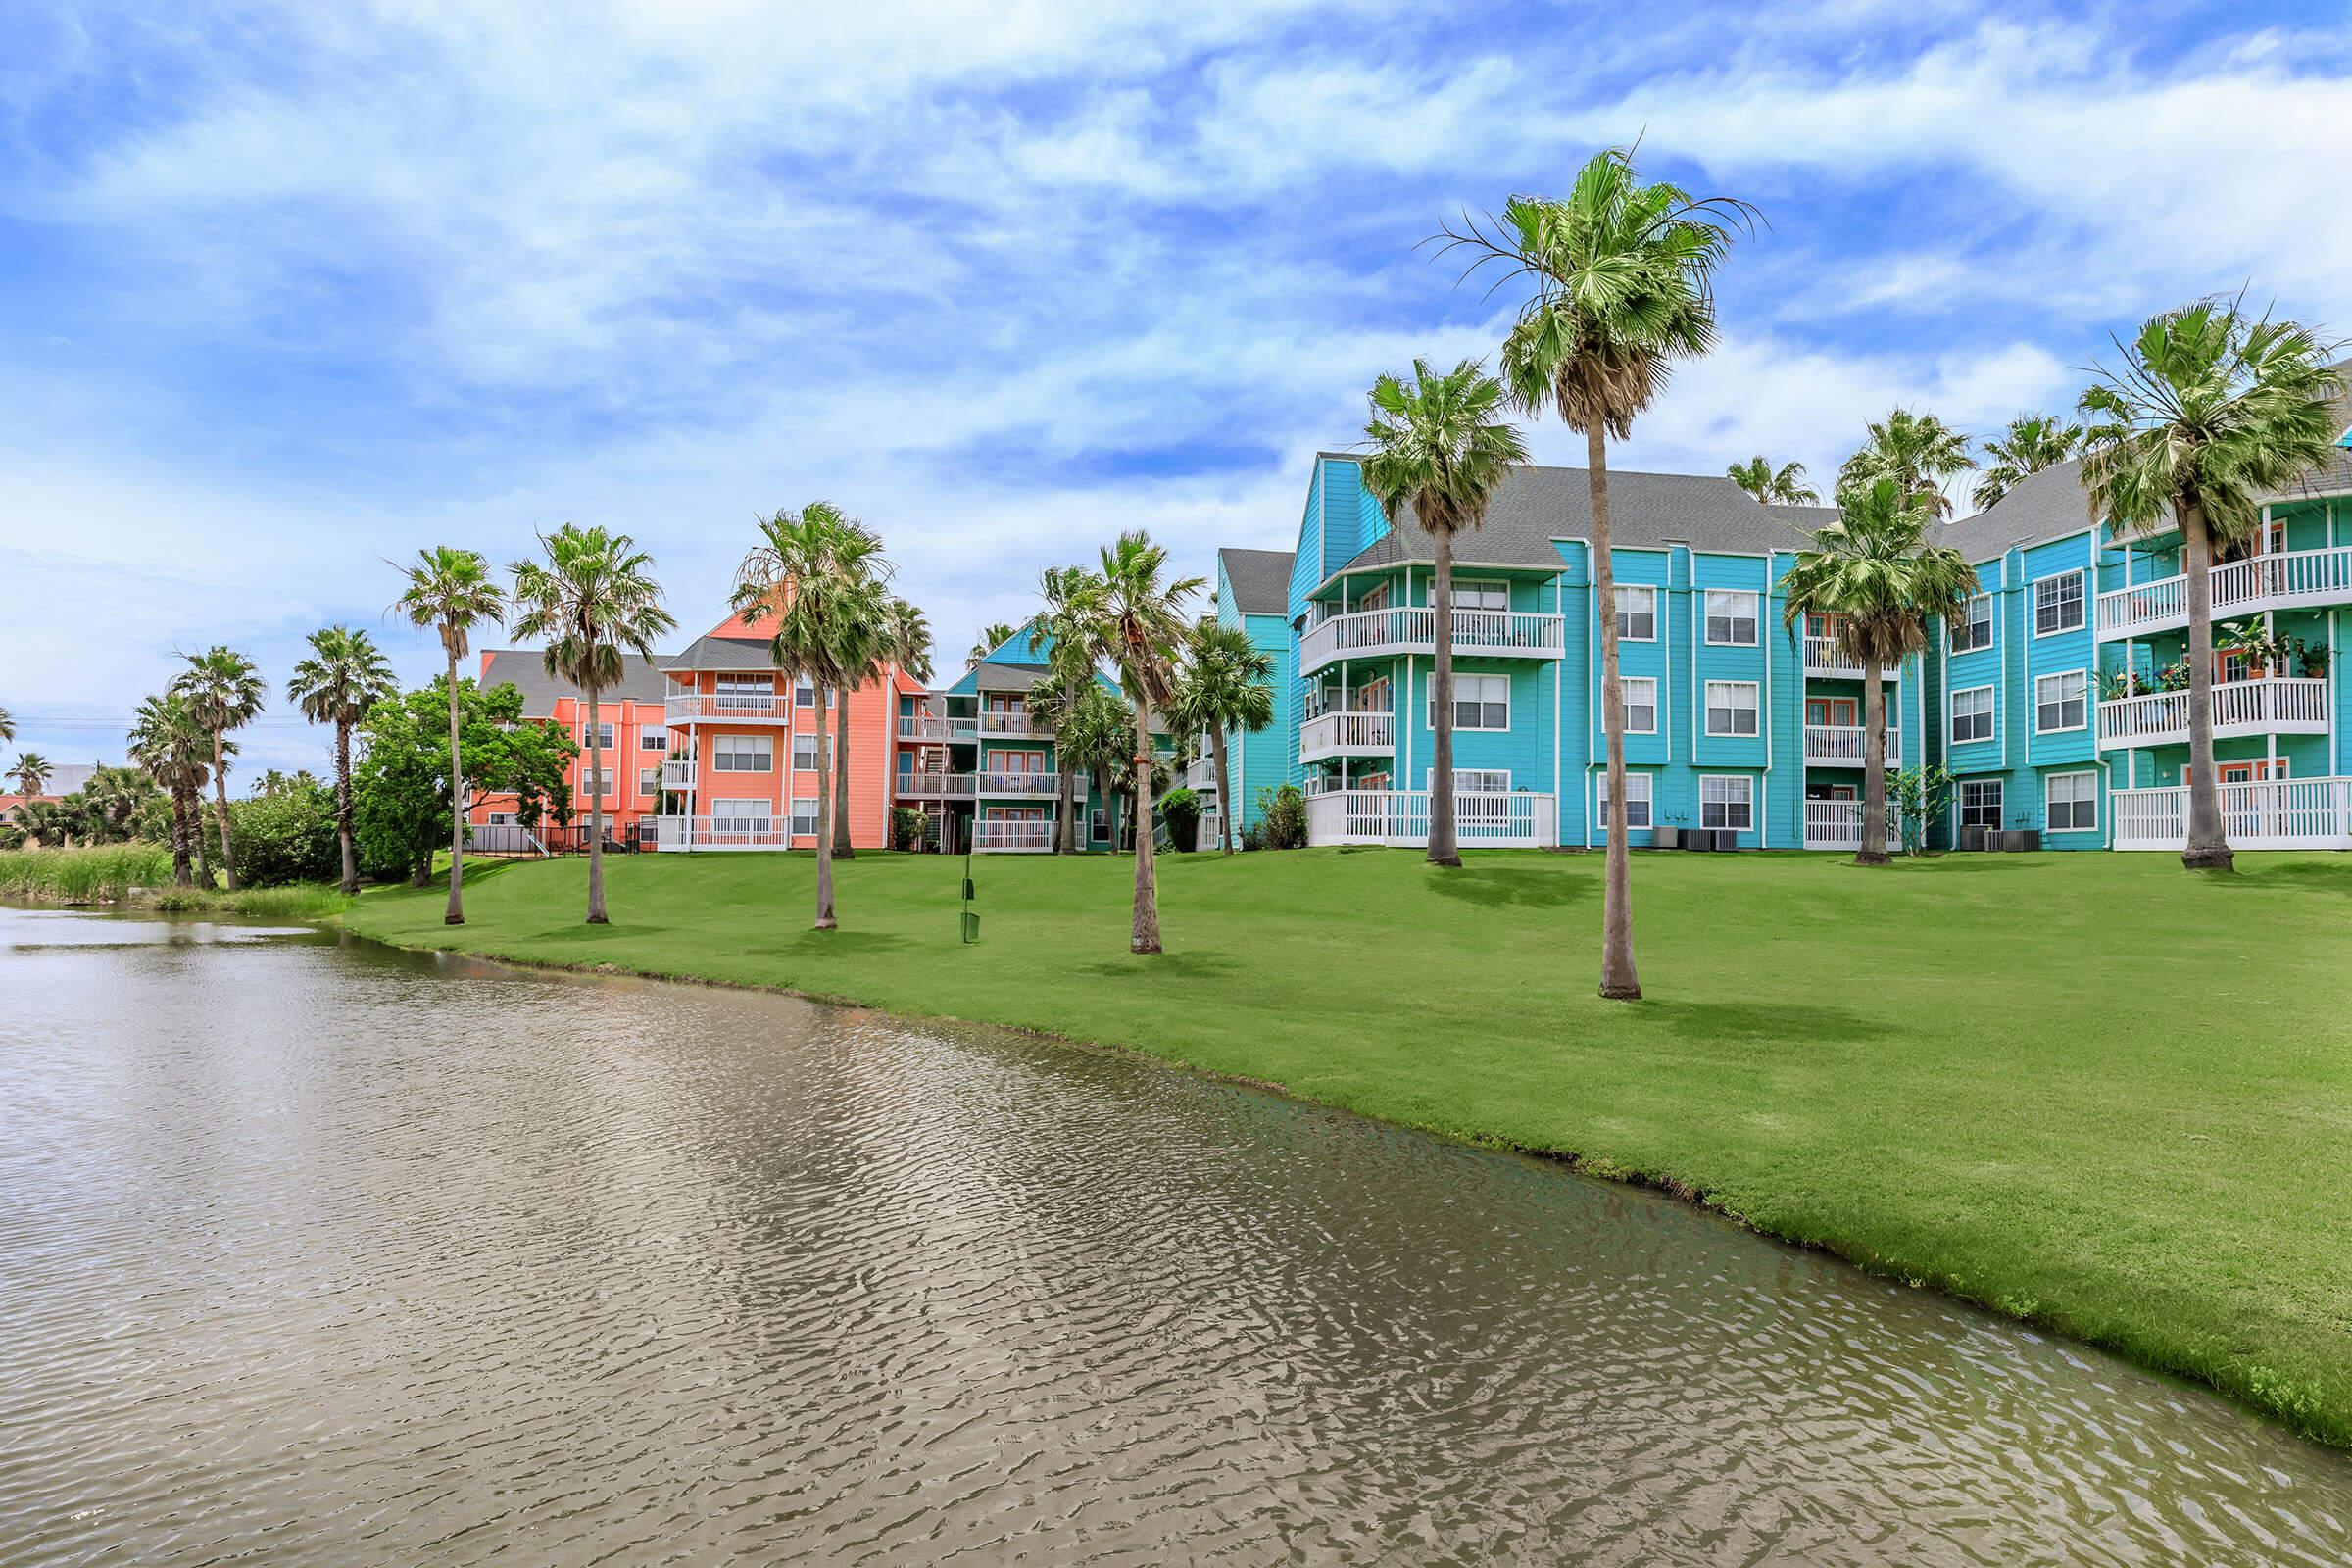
xmin=1 ymin=903 xmax=2347 ymax=1565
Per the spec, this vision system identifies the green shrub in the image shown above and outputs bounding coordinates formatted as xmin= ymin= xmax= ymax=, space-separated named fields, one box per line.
xmin=1159 ymin=787 xmax=1200 ymax=850
xmin=1253 ymin=783 xmax=1307 ymax=850
xmin=890 ymin=807 xmax=928 ymax=852
xmin=220 ymin=784 xmax=340 ymax=887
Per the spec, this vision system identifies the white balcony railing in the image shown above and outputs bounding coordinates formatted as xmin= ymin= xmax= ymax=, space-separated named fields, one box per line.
xmin=1298 ymin=710 xmax=1395 ymax=761
xmin=973 ymin=818 xmax=1054 ymax=852
xmin=1299 ymin=607 xmax=1564 ymax=676
xmin=895 ymin=771 xmax=978 ymax=799
xmin=661 ymin=759 xmax=697 ymax=791
xmin=975 ymin=769 xmax=1082 ymax=797
xmin=1802 ymin=725 xmax=1901 ymax=766
xmin=650 ymin=814 xmax=798 ymax=851
xmin=1304 ymin=789 xmax=1556 ymax=848
xmin=979 ymin=710 xmax=1052 ymax=737
xmin=665 ymin=694 xmax=791 ymax=724
xmin=2113 ymin=777 xmax=2352 ymax=850
xmin=2097 ymin=546 xmax=2352 ymax=639
xmin=2096 ymin=677 xmax=2329 ymax=750
xmin=1802 ymin=636 xmax=1903 ymax=681
xmin=898 ymin=713 xmax=977 ymax=743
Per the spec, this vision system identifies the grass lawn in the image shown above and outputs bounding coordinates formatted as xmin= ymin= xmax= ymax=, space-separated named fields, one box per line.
xmin=342 ymin=846 xmax=2352 ymax=1446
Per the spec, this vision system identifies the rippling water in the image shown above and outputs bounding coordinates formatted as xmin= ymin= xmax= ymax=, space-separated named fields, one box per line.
xmin=2 ymin=904 xmax=2348 ymax=1565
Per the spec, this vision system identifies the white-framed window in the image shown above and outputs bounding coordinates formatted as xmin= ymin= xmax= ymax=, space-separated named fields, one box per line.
xmin=1598 ymin=771 xmax=1653 ymax=829
xmin=1090 ymin=808 xmax=1110 ymax=842
xmin=638 ymin=766 xmax=662 ymax=798
xmin=1619 ymin=676 xmax=1657 ymax=735
xmin=1431 ymin=768 xmax=1511 ymax=793
xmin=2045 ymin=771 xmax=2097 ymax=831
xmin=793 ymin=732 xmax=824 ymax=771
xmin=485 ymin=811 xmax=514 ymax=825
xmin=1704 ymin=589 xmax=1759 ymax=646
xmin=794 ymin=676 xmax=818 ymax=709
xmin=1613 ymin=584 xmax=1656 ymax=641
xmin=1958 ymin=779 xmax=2003 ymax=831
xmin=639 ymin=725 xmax=668 ymax=752
xmin=581 ymin=767 xmax=613 ymax=797
xmin=1951 ymin=593 xmax=1993 ymax=653
xmin=581 ymin=721 xmax=614 ymax=752
xmin=1950 ymin=685 xmax=1995 ymax=745
xmin=715 ymin=674 xmax=772 ymax=710
xmin=1700 ymin=775 xmax=1752 ymax=831
xmin=1429 ymin=672 xmax=1509 ymax=730
xmin=710 ymin=797 xmax=770 ymax=832
xmin=1454 ymin=579 xmax=1509 ymax=611
xmin=790 ymin=796 xmax=820 ymax=836
xmin=2034 ymin=669 xmax=2087 ymax=733
xmin=2034 ymin=571 xmax=2084 ymax=636
xmin=1704 ymin=680 xmax=1759 ymax=737
xmin=712 ymin=733 xmax=773 ymax=772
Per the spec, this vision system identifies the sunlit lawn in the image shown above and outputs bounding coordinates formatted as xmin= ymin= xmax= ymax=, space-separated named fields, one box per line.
xmin=344 ymin=845 xmax=2352 ymax=1446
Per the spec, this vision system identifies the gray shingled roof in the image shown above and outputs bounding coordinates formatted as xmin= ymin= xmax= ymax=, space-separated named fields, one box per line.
xmin=1218 ymin=547 xmax=1295 ymax=615
xmin=481 ymin=650 xmax=671 ymax=713
xmin=974 ymin=662 xmax=1053 ymax=694
xmin=1334 ymin=463 xmax=1804 ymax=578
xmin=662 ymin=635 xmax=777 ymax=672
xmin=2261 ymin=379 xmax=2352 ymax=503
xmin=1935 ymin=458 xmax=2102 ymax=562
xmin=1766 ymin=502 xmax=1841 ymax=535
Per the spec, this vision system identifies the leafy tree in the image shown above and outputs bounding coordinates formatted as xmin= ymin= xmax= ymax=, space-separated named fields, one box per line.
xmin=1051 ymin=682 xmax=1131 ymax=853
xmin=1453 ymin=144 xmax=1748 ymax=1000
xmin=1726 ymin=455 xmax=1820 ymax=505
xmin=1838 ymin=409 xmax=1975 ymax=516
xmin=172 ymin=647 xmax=266 ymax=889
xmin=1095 ymin=530 xmax=1201 ymax=954
xmin=288 ymin=625 xmax=398 ymax=895
xmin=1780 ymin=478 xmax=1979 ymax=864
xmin=223 ymin=777 xmax=340 ymax=887
xmin=1358 ymin=358 xmax=1529 ymax=868
xmin=396 ymin=546 xmax=507 ymax=923
xmin=8 ymin=752 xmax=51 ymax=798
xmin=1972 ymin=413 xmax=2082 ymax=510
xmin=2079 ymin=299 xmax=2344 ymax=872
xmin=509 ymin=524 xmax=675 ymax=923
xmin=354 ymin=678 xmax=575 ymax=884
xmin=1170 ymin=619 xmax=1274 ymax=855
xmin=733 ymin=503 xmax=888 ymax=929
xmin=62 ymin=764 xmax=157 ymax=846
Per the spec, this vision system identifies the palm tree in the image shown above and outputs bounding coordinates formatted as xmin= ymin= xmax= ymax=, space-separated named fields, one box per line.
xmin=1973 ymin=413 xmax=2084 ymax=510
xmin=172 ymin=647 xmax=266 ymax=890
xmin=1357 ymin=358 xmax=1530 ymax=868
xmin=852 ymin=596 xmax=935 ymax=856
xmin=1035 ymin=566 xmax=1109 ymax=853
xmin=1780 ymin=478 xmax=1979 ymax=865
xmin=129 ymin=694 xmax=214 ymax=886
xmin=1094 ymin=531 xmax=1201 ymax=954
xmin=1450 ymin=144 xmax=1747 ymax=1000
xmin=1036 ymin=680 xmax=1123 ymax=853
xmin=510 ymin=525 xmax=676 ymax=923
xmin=734 ymin=503 xmax=888 ymax=929
xmin=2079 ymin=299 xmax=2343 ymax=872
xmin=287 ymin=626 xmax=398 ymax=895
xmin=9 ymin=752 xmax=51 ymax=799
xmin=396 ymin=547 xmax=507 ymax=924
xmin=1170 ymin=620 xmax=1275 ymax=855
xmin=1727 ymin=455 xmax=1820 ymax=505
xmin=965 ymin=621 xmax=1018 ymax=670
xmin=1838 ymin=409 xmax=1975 ymax=516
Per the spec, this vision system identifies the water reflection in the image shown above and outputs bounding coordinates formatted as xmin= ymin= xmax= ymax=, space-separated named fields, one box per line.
xmin=0 ymin=904 xmax=2346 ymax=1565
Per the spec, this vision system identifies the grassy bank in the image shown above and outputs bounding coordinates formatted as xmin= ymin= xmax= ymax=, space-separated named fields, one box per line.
xmin=0 ymin=846 xmax=350 ymax=919
xmin=340 ymin=847 xmax=2352 ymax=1446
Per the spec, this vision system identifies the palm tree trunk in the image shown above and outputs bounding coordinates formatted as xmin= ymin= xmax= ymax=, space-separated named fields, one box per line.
xmin=1130 ymin=706 xmax=1160 ymax=953
xmin=212 ymin=729 xmax=238 ymax=891
xmin=585 ymin=686 xmax=609 ymax=923
xmin=334 ymin=718 xmax=358 ymax=896
xmin=1056 ymin=681 xmax=1079 ymax=854
xmin=1210 ymin=722 xmax=1235 ymax=855
xmin=169 ymin=787 xmax=192 ymax=887
xmin=832 ymin=685 xmax=856 ymax=858
xmin=443 ymin=651 xmax=465 ymax=924
xmin=2180 ymin=504 xmax=2232 ymax=871
xmin=192 ymin=784 xmax=211 ymax=886
xmin=1588 ymin=424 xmax=1642 ymax=1001
xmin=1859 ymin=662 xmax=1889 ymax=866
xmin=1428 ymin=532 xmax=1459 ymax=866
xmin=812 ymin=696 xmax=837 ymax=929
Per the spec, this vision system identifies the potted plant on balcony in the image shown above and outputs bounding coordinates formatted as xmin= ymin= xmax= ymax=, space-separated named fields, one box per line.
xmin=2298 ymin=638 xmax=2330 ymax=679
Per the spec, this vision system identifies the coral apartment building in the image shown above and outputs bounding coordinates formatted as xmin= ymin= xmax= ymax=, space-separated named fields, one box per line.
xmin=1214 ymin=430 xmax=2352 ymax=854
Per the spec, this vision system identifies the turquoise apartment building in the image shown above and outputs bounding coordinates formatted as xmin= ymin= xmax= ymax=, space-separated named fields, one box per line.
xmin=1223 ymin=436 xmax=2352 ymax=854
xmin=1206 ymin=547 xmax=1298 ymax=838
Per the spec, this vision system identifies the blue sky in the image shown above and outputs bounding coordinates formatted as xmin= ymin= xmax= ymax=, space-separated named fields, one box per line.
xmin=4 ymin=0 xmax=2349 ymax=776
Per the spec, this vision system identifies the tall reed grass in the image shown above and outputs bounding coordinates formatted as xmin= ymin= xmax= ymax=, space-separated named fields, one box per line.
xmin=0 ymin=845 xmax=172 ymax=902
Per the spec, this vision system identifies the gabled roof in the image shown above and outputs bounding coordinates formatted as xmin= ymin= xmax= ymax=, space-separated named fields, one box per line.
xmin=1766 ymin=502 xmax=1841 ymax=534
xmin=481 ymin=650 xmax=671 ymax=711
xmin=1218 ymin=547 xmax=1295 ymax=615
xmin=661 ymin=635 xmax=777 ymax=672
xmin=1934 ymin=459 xmax=2101 ymax=563
xmin=1329 ymin=460 xmax=1804 ymax=579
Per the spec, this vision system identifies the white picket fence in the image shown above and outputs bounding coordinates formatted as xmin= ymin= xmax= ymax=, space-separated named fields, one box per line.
xmin=2112 ymin=777 xmax=2352 ymax=850
xmin=1304 ymin=789 xmax=1557 ymax=847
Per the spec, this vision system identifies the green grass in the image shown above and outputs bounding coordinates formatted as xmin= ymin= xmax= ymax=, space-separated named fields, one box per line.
xmin=0 ymin=844 xmax=172 ymax=902
xmin=340 ymin=846 xmax=2352 ymax=1446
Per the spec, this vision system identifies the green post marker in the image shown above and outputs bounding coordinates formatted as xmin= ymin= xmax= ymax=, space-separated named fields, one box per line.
xmin=959 ymin=839 xmax=979 ymax=944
